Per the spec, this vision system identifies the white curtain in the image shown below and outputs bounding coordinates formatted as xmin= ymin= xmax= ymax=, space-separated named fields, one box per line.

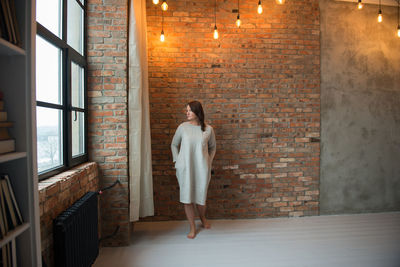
xmin=128 ymin=0 xmax=154 ymax=222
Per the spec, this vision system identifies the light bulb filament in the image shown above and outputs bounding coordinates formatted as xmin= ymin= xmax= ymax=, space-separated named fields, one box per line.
xmin=236 ymin=15 xmax=241 ymax=27
xmin=213 ymin=26 xmax=219 ymax=39
xmin=378 ymin=11 xmax=383 ymax=23
xmin=160 ymin=30 xmax=165 ymax=42
xmin=161 ymin=0 xmax=168 ymax=11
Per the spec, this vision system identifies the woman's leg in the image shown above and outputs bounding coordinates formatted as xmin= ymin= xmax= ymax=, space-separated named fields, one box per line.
xmin=184 ymin=203 xmax=196 ymax=238
xmin=196 ymin=204 xmax=211 ymax=229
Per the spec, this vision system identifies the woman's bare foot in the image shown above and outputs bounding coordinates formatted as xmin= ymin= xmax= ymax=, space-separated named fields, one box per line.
xmin=200 ymin=217 xmax=211 ymax=229
xmin=184 ymin=204 xmax=197 ymax=239
xmin=187 ymin=229 xmax=196 ymax=239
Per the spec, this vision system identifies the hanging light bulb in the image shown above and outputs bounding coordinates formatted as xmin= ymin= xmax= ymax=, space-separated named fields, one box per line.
xmin=357 ymin=0 xmax=363 ymax=10
xmin=153 ymin=0 xmax=159 ymax=5
xmin=377 ymin=9 xmax=383 ymax=23
xmin=161 ymin=0 xmax=168 ymax=11
xmin=377 ymin=0 xmax=382 ymax=23
xmin=160 ymin=30 xmax=165 ymax=42
xmin=397 ymin=1 xmax=400 ymax=37
xmin=236 ymin=14 xmax=241 ymax=27
xmin=236 ymin=0 xmax=241 ymax=27
xmin=258 ymin=0 xmax=263 ymax=14
xmin=214 ymin=25 xmax=219 ymax=39
xmin=160 ymin=10 xmax=165 ymax=42
xmin=213 ymin=0 xmax=218 ymax=39
xmin=275 ymin=0 xmax=285 ymax=5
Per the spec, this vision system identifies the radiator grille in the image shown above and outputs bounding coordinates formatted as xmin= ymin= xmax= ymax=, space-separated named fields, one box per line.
xmin=54 ymin=191 xmax=99 ymax=267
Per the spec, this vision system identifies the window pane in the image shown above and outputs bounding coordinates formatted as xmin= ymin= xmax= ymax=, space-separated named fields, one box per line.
xmin=67 ymin=0 xmax=84 ymax=55
xmin=72 ymin=111 xmax=85 ymax=157
xmin=37 ymin=107 xmax=63 ymax=173
xmin=36 ymin=35 xmax=62 ymax=104
xmin=71 ymin=62 xmax=85 ymax=108
xmin=36 ymin=0 xmax=62 ymax=38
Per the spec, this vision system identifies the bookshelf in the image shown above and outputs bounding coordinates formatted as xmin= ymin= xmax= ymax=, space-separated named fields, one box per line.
xmin=0 ymin=0 xmax=41 ymax=266
xmin=0 ymin=223 xmax=30 ymax=248
xmin=0 ymin=152 xmax=27 ymax=164
xmin=0 ymin=38 xmax=25 ymax=56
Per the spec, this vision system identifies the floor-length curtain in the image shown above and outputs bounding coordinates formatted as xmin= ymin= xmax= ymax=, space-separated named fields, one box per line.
xmin=128 ymin=0 xmax=154 ymax=221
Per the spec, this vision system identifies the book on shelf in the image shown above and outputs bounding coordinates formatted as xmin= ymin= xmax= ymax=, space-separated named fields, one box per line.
xmin=5 ymin=0 xmax=16 ymax=44
xmin=0 ymin=96 xmax=13 ymax=143
xmin=0 ymin=174 xmax=11 ymax=267
xmin=0 ymin=128 xmax=10 ymax=141
xmin=0 ymin=8 xmax=6 ymax=40
xmin=0 ymin=121 xmax=12 ymax=141
xmin=0 ymin=0 xmax=12 ymax=44
xmin=0 ymin=243 xmax=12 ymax=267
xmin=1 ymin=175 xmax=22 ymax=225
xmin=0 ymin=139 xmax=14 ymax=154
xmin=0 ymin=111 xmax=7 ymax=122
xmin=0 ymin=193 xmax=5 ymax=239
xmin=0 ymin=122 xmax=12 ymax=128
xmin=0 ymin=174 xmax=21 ymax=267
xmin=0 ymin=176 xmax=9 ymax=234
xmin=8 ymin=0 xmax=19 ymax=46
xmin=0 ymin=0 xmax=20 ymax=46
xmin=0 ymin=0 xmax=11 ymax=43
xmin=1 ymin=181 xmax=17 ymax=229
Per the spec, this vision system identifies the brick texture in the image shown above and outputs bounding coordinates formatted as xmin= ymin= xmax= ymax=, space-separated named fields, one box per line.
xmin=86 ymin=0 xmax=321 ymax=245
xmin=39 ymin=162 xmax=99 ymax=267
xmin=146 ymin=0 xmax=321 ymax=219
xmin=87 ymin=0 xmax=130 ymax=246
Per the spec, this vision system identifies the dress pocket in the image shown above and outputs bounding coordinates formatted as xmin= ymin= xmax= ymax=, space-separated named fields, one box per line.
xmin=174 ymin=153 xmax=183 ymax=169
xmin=175 ymin=155 xmax=185 ymax=187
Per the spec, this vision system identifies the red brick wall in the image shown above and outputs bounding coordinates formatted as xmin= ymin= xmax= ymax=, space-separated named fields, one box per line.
xmin=39 ymin=162 xmax=99 ymax=267
xmin=86 ymin=0 xmax=320 ymax=244
xmin=87 ymin=0 xmax=130 ymax=246
xmin=147 ymin=0 xmax=321 ymax=219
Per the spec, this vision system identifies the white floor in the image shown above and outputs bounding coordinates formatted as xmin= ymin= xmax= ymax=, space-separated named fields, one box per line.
xmin=93 ymin=212 xmax=400 ymax=267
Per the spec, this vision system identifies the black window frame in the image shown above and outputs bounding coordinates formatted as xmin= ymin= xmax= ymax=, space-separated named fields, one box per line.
xmin=36 ymin=0 xmax=88 ymax=181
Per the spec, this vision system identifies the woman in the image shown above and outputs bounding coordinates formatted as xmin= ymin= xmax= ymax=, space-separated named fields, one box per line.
xmin=171 ymin=101 xmax=216 ymax=239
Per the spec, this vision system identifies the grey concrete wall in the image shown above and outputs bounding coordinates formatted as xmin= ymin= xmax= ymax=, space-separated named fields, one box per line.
xmin=320 ymin=0 xmax=400 ymax=214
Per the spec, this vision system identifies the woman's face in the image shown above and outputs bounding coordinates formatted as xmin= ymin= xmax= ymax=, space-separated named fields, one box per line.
xmin=186 ymin=105 xmax=198 ymax=122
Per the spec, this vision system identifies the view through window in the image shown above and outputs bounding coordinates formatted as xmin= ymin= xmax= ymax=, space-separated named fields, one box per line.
xmin=36 ymin=0 xmax=87 ymax=179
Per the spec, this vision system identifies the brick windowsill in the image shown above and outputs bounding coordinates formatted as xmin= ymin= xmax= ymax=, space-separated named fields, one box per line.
xmin=39 ymin=162 xmax=97 ymax=193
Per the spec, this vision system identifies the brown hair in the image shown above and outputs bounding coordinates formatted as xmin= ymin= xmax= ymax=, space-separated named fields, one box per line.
xmin=187 ymin=101 xmax=205 ymax=131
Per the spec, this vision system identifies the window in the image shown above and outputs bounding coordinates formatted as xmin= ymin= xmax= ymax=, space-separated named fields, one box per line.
xmin=36 ymin=0 xmax=87 ymax=180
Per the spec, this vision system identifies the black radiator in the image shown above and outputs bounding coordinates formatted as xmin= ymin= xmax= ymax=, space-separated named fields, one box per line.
xmin=54 ymin=191 xmax=99 ymax=267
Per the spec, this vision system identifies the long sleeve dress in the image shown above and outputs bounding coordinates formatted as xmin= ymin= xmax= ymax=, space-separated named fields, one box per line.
xmin=171 ymin=122 xmax=216 ymax=205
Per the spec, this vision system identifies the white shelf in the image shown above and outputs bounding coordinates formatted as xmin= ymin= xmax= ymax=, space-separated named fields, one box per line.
xmin=0 ymin=223 xmax=30 ymax=247
xmin=0 ymin=152 xmax=27 ymax=163
xmin=0 ymin=0 xmax=41 ymax=265
xmin=0 ymin=38 xmax=26 ymax=56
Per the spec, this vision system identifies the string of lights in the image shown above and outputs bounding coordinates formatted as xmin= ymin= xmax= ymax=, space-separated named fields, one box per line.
xmin=152 ymin=0 xmax=400 ymax=42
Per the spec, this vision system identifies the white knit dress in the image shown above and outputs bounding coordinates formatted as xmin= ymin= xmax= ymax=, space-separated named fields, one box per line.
xmin=171 ymin=122 xmax=216 ymax=205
